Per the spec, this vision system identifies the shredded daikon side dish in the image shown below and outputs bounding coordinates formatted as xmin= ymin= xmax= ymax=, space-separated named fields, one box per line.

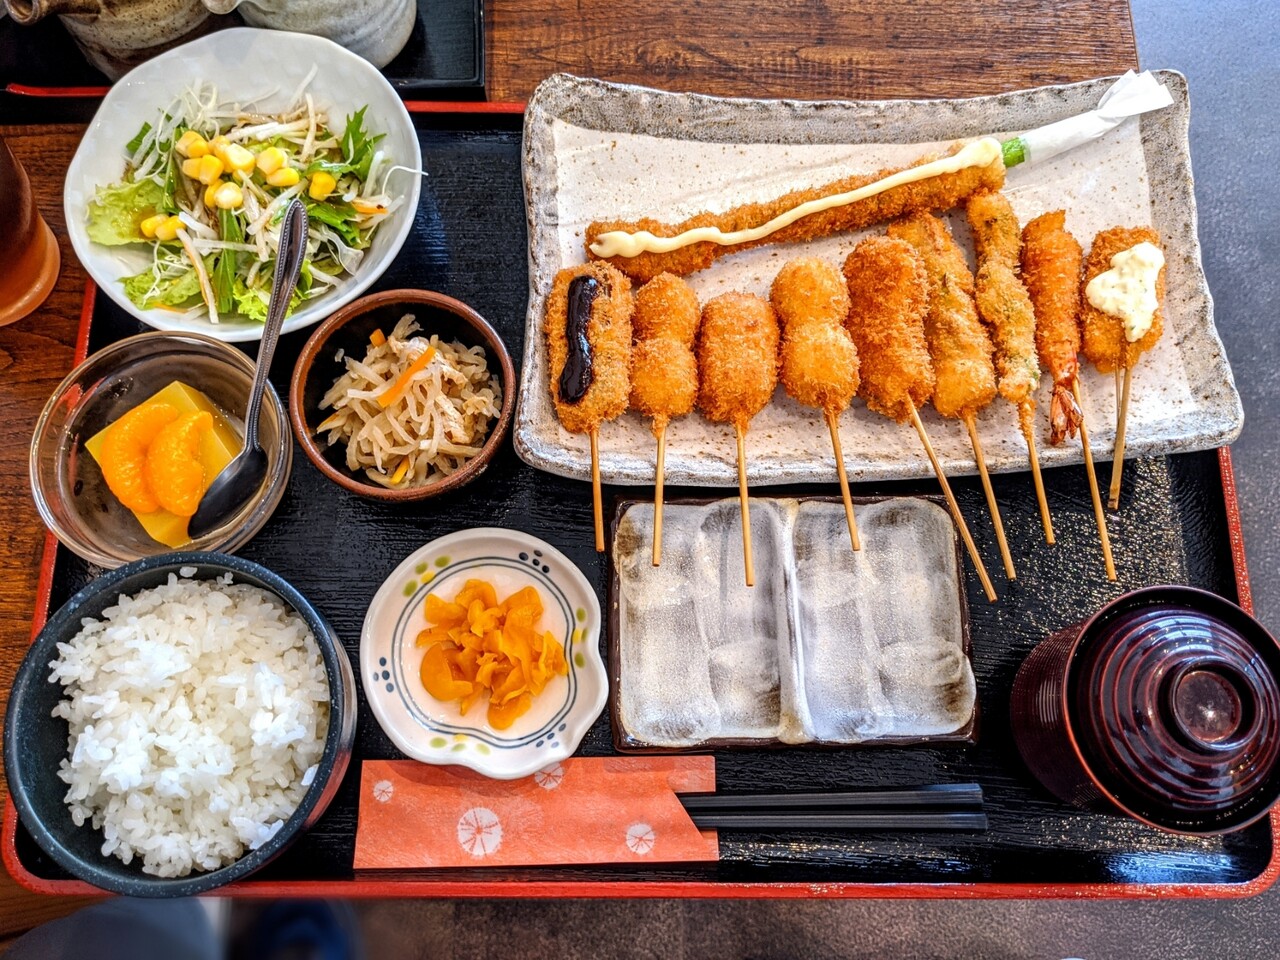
xmin=318 ymin=314 xmax=501 ymax=487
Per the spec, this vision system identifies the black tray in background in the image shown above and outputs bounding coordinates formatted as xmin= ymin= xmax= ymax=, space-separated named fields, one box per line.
xmin=13 ymin=110 xmax=1273 ymax=892
xmin=0 ymin=0 xmax=483 ymax=99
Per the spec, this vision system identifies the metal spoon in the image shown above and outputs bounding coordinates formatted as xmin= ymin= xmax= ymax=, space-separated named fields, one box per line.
xmin=188 ymin=199 xmax=308 ymax=540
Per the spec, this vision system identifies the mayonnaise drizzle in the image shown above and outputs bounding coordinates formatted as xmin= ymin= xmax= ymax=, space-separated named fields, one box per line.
xmin=588 ymin=137 xmax=1004 ymax=259
xmin=1085 ymin=241 xmax=1165 ymax=343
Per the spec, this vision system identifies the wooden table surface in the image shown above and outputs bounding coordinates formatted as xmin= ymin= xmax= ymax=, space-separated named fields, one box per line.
xmin=0 ymin=0 xmax=1135 ymax=920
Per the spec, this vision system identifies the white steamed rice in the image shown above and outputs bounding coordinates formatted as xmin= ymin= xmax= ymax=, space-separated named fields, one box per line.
xmin=48 ymin=571 xmax=330 ymax=879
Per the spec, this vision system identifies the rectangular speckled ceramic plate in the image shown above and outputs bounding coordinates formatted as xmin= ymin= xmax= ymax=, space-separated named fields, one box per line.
xmin=516 ymin=71 xmax=1242 ymax=486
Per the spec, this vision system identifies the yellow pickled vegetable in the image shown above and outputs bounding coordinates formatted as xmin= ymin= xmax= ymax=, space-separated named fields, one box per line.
xmin=416 ymin=580 xmax=568 ymax=730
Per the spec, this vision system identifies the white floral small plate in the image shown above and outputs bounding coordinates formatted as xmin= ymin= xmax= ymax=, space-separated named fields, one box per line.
xmin=361 ymin=528 xmax=606 ymax=779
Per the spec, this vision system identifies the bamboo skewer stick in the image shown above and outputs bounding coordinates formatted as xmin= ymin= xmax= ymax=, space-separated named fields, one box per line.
xmin=1021 ymin=418 xmax=1055 ymax=545
xmin=589 ymin=428 xmax=605 ymax=553
xmin=1108 ymin=363 xmax=1135 ymax=509
xmin=1072 ymin=380 xmax=1117 ymax=581
xmin=908 ymin=405 xmax=997 ymax=602
xmin=734 ymin=424 xmax=755 ymax=587
xmin=825 ymin=410 xmax=862 ymax=553
xmin=963 ymin=414 xmax=1015 ymax=580
xmin=651 ymin=422 xmax=667 ymax=567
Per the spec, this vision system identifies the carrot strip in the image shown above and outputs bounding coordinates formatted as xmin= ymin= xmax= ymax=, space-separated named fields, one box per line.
xmin=377 ymin=346 xmax=436 ymax=408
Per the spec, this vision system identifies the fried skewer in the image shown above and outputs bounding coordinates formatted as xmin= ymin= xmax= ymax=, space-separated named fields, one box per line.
xmin=544 ymin=263 xmax=633 ymax=552
xmin=887 ymin=213 xmax=1013 ymax=580
xmin=629 ymin=274 xmax=702 ymax=565
xmin=967 ymin=189 xmax=1054 ymax=544
xmin=1081 ymin=226 xmax=1166 ymax=509
xmin=697 ymin=292 xmax=780 ymax=586
xmin=770 ymin=257 xmax=862 ymax=551
xmin=842 ymin=236 xmax=996 ymax=603
xmin=1021 ymin=211 xmax=1115 ymax=580
xmin=587 ymin=139 xmax=1007 ymax=282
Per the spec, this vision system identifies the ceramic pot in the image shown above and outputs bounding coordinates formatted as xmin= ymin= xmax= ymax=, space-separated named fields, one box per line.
xmin=1010 ymin=585 xmax=1280 ymax=835
xmin=0 ymin=136 xmax=59 ymax=327
xmin=3 ymin=0 xmax=220 ymax=80
xmin=201 ymin=0 xmax=415 ymax=67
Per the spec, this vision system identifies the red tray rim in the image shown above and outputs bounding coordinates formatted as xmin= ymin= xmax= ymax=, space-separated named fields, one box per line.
xmin=6 ymin=104 xmax=1277 ymax=897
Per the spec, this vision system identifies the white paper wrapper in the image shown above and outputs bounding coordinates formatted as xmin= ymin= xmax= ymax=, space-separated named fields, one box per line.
xmin=1014 ymin=70 xmax=1175 ymax=167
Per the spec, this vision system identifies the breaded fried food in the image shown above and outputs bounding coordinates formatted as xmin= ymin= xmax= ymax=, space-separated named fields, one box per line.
xmin=1081 ymin=226 xmax=1165 ymax=373
xmin=967 ymin=188 xmax=1022 ymax=268
xmin=629 ymin=274 xmax=701 ymax=436
xmin=974 ymin=260 xmax=1040 ymax=431
xmin=770 ymin=257 xmax=860 ymax=413
xmin=887 ymin=213 xmax=996 ymax=419
xmin=770 ymin=256 xmax=853 ymax=331
xmin=632 ymin=271 xmax=701 ymax=345
xmin=630 ymin=337 xmax=699 ymax=431
xmin=967 ymin=191 xmax=1041 ymax=434
xmin=543 ymin=262 xmax=633 ymax=435
xmin=1021 ymin=211 xmax=1084 ymax=444
xmin=697 ymin=292 xmax=780 ymax=429
xmin=841 ymin=236 xmax=934 ymax=423
xmin=587 ymin=144 xmax=1006 ymax=283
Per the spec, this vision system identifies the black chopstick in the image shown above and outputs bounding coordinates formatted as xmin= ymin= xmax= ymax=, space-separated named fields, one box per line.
xmin=687 ymin=811 xmax=988 ymax=832
xmin=678 ymin=782 xmax=984 ymax=812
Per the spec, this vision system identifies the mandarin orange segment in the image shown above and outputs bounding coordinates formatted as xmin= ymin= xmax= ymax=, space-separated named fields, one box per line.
xmin=144 ymin=410 xmax=213 ymax=518
xmin=98 ymin=402 xmax=181 ymax=513
xmin=418 ymin=577 xmax=568 ymax=729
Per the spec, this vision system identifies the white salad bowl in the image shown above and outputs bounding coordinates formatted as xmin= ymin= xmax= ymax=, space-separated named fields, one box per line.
xmin=361 ymin=529 xmax=608 ymax=780
xmin=63 ymin=28 xmax=422 ymax=343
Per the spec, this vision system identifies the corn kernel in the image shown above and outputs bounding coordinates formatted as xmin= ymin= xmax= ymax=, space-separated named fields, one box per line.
xmin=174 ymin=130 xmax=208 ymax=159
xmin=266 ymin=167 xmax=300 ymax=188
xmin=195 ymin=154 xmax=224 ymax=185
xmin=255 ymin=146 xmax=287 ymax=176
xmin=222 ymin=143 xmax=255 ymax=173
xmin=154 ymin=216 xmax=184 ymax=242
xmin=139 ymin=213 xmax=167 ymax=238
xmin=180 ymin=156 xmax=203 ymax=179
xmin=209 ymin=135 xmax=231 ymax=163
xmin=212 ymin=181 xmax=244 ymax=210
xmin=204 ymin=179 xmax=224 ymax=207
xmin=308 ymin=170 xmax=337 ymax=201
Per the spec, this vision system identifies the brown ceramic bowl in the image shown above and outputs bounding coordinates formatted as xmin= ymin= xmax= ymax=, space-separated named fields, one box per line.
xmin=289 ymin=290 xmax=514 ymax=502
xmin=1010 ymin=585 xmax=1280 ymax=836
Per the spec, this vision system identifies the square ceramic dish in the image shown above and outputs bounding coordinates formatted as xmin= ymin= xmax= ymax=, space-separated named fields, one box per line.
xmin=516 ymin=71 xmax=1242 ymax=486
xmin=609 ymin=496 xmax=976 ymax=751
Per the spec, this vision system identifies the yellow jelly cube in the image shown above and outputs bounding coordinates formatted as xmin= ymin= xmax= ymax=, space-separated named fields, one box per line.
xmin=85 ymin=381 xmax=242 ymax=548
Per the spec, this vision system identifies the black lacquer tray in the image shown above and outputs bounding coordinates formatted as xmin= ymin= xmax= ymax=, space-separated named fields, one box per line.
xmin=6 ymin=109 xmax=1276 ymax=898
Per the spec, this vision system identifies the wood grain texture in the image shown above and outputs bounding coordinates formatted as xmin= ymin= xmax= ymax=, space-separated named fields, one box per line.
xmin=0 ymin=0 xmax=1136 ymax=906
xmin=0 ymin=126 xmax=98 ymax=928
xmin=486 ymin=0 xmax=1138 ymax=102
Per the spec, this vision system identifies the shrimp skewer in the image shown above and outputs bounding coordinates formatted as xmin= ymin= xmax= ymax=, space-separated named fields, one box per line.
xmin=543 ymin=262 xmax=633 ymax=551
xmin=770 ymin=257 xmax=862 ymax=551
xmin=887 ymin=213 xmax=1013 ymax=580
xmin=697 ymin=292 xmax=780 ymax=586
xmin=629 ymin=274 xmax=701 ymax=565
xmin=842 ymin=236 xmax=996 ymax=603
xmin=1021 ymin=212 xmax=1116 ymax=580
xmin=967 ymin=189 xmax=1054 ymax=544
xmin=1022 ymin=211 xmax=1084 ymax=446
xmin=1080 ymin=226 xmax=1166 ymax=509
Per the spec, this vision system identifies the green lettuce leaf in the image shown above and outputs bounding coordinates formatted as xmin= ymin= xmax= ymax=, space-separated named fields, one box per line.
xmin=121 ymin=266 xmax=202 ymax=310
xmin=85 ymin=177 xmax=165 ymax=246
xmin=232 ymin=274 xmax=304 ymax=324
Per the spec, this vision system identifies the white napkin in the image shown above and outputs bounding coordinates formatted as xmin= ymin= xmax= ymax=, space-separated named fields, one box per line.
xmin=1012 ymin=70 xmax=1175 ymax=166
